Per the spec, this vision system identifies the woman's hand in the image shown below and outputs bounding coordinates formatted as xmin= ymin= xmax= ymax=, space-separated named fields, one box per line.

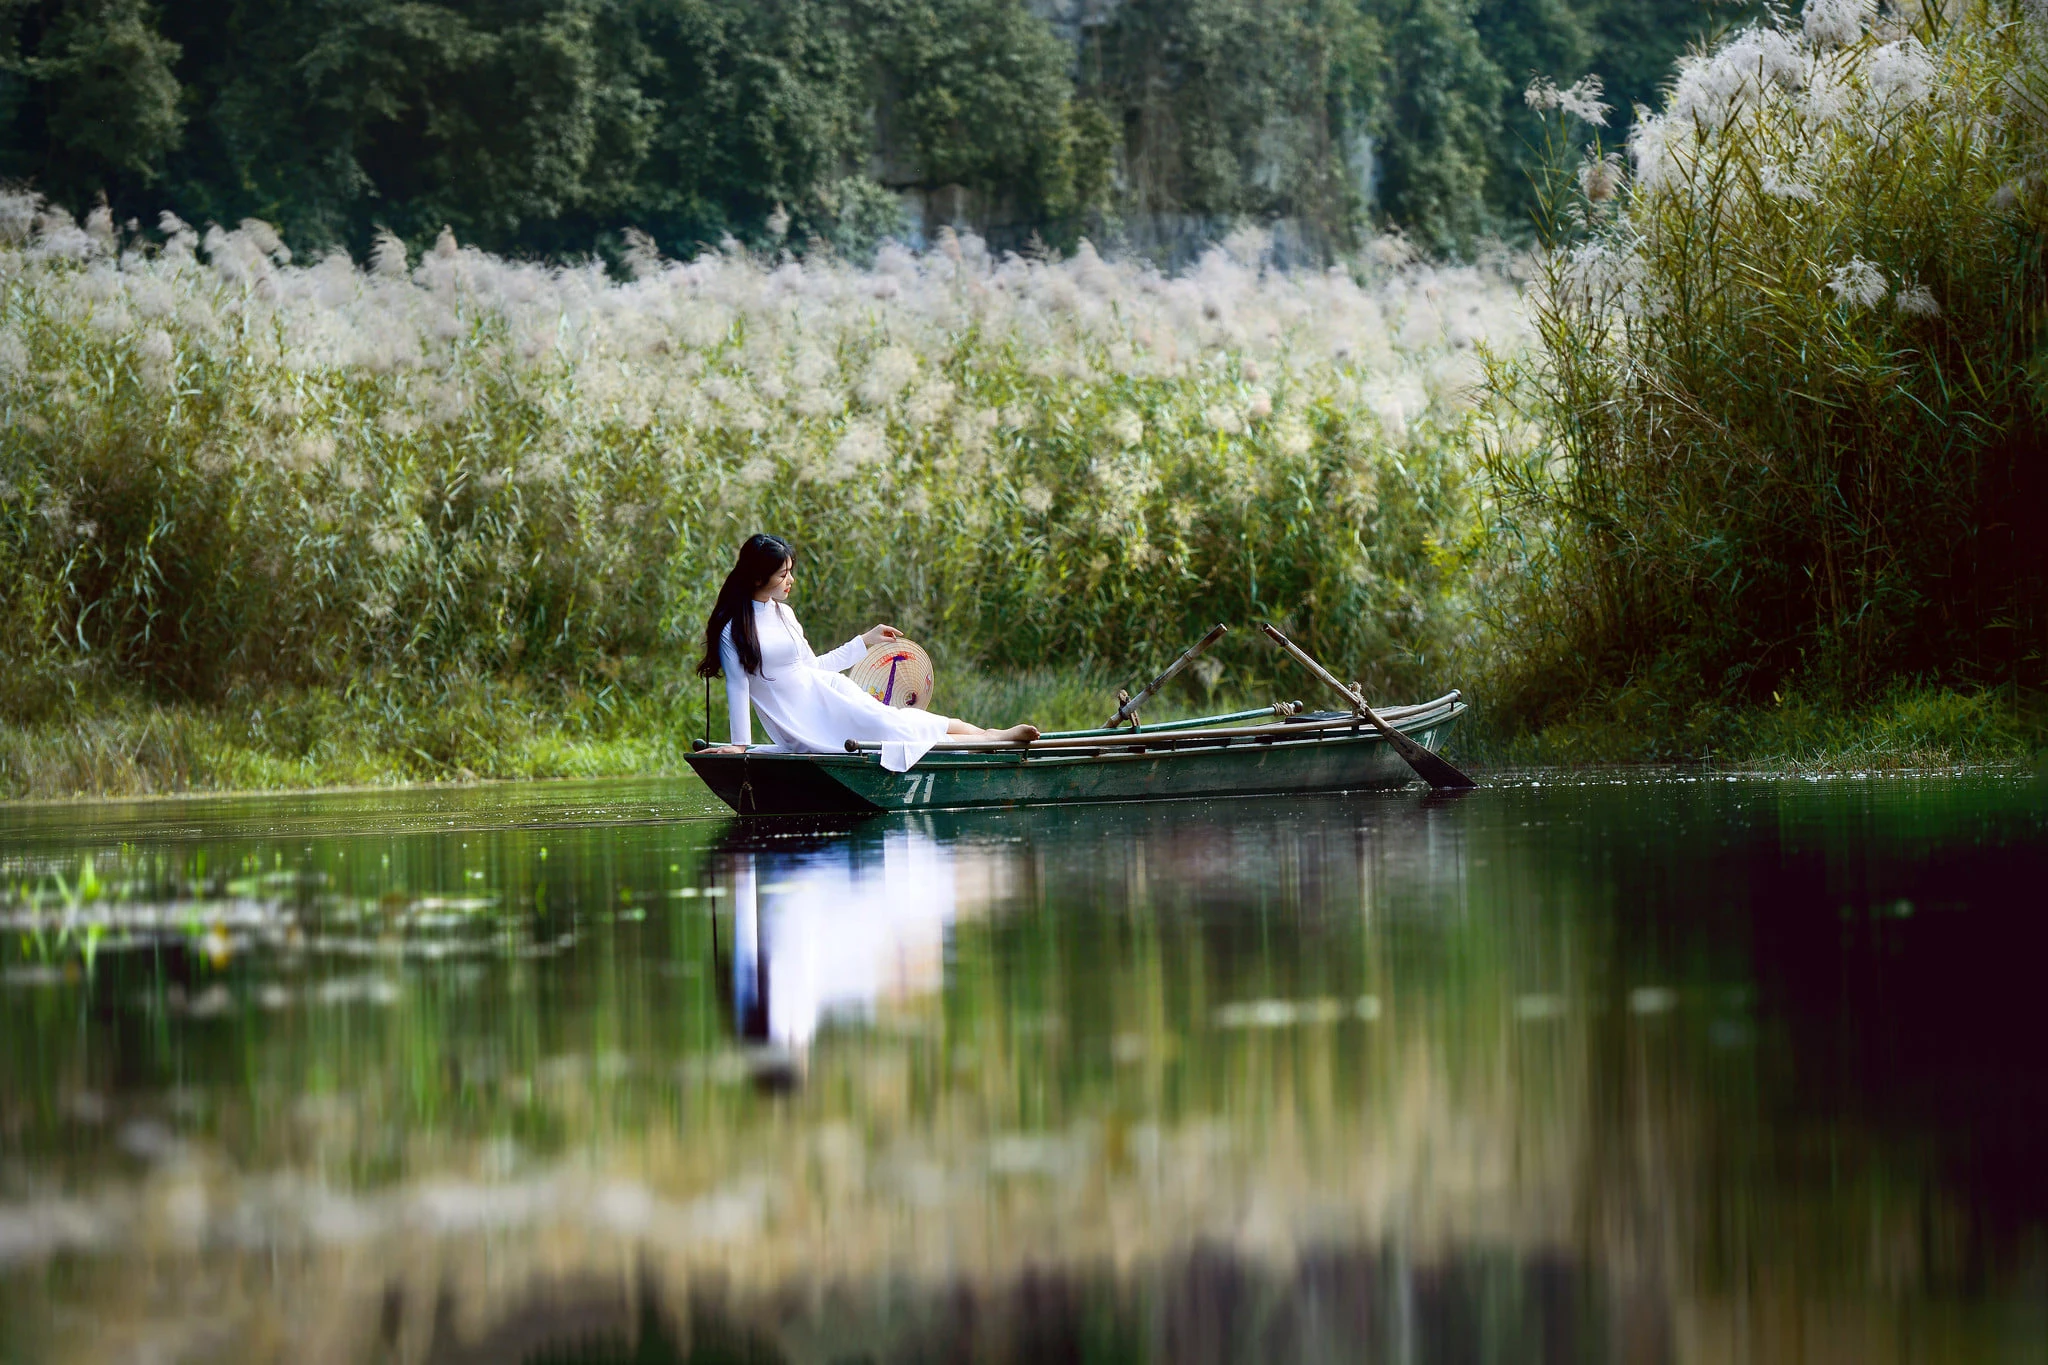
xmin=701 ymin=744 xmax=746 ymax=754
xmin=861 ymin=623 xmax=904 ymax=649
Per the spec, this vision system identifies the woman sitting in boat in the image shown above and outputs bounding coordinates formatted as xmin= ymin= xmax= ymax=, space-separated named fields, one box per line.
xmin=698 ymin=534 xmax=1040 ymax=772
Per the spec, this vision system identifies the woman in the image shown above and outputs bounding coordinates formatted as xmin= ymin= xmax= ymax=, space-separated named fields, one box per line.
xmin=698 ymin=534 xmax=1039 ymax=772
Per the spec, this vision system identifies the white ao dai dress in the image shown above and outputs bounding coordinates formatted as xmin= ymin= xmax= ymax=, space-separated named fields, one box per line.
xmin=722 ymin=599 xmax=950 ymax=772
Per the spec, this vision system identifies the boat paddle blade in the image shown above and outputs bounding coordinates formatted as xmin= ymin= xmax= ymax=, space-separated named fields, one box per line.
xmin=1258 ymin=623 xmax=1478 ymax=791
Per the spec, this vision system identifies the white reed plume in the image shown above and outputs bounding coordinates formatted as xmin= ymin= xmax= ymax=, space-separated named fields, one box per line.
xmin=1803 ymin=0 xmax=1874 ymax=50
xmin=0 ymin=190 xmax=37 ymax=245
xmin=1864 ymin=39 xmax=1936 ymax=112
xmin=1894 ymin=282 xmax=1941 ymax=316
xmin=1668 ymin=26 xmax=1805 ymax=131
xmin=0 ymin=191 xmax=1531 ymax=697
xmin=1760 ymin=161 xmax=1820 ymax=201
xmin=1272 ymin=416 xmax=1314 ymax=458
xmin=856 ymin=346 xmax=919 ymax=407
xmin=1628 ymin=108 xmax=1693 ymax=193
xmin=1826 ymin=256 xmax=1888 ymax=310
xmin=1799 ymin=60 xmax=1858 ymax=126
xmin=1203 ymin=404 xmax=1245 ymax=436
xmin=1526 ymin=75 xmax=1612 ymax=126
xmin=1578 ymin=151 xmax=1626 ymax=202
xmin=369 ymin=230 xmax=408 ymax=279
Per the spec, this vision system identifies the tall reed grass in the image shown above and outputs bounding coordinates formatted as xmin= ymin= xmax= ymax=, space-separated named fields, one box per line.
xmin=0 ymin=204 xmax=1525 ymax=787
xmin=1487 ymin=0 xmax=2048 ymax=726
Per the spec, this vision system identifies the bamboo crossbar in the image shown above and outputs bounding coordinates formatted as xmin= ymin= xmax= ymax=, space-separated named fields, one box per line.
xmin=1037 ymin=703 xmax=1298 ymax=740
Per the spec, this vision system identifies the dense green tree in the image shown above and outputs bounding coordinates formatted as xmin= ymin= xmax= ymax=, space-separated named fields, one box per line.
xmin=0 ymin=0 xmax=1738 ymax=261
xmin=1371 ymin=0 xmax=1505 ymax=250
xmin=863 ymin=0 xmax=1070 ymax=213
xmin=151 ymin=0 xmax=655 ymax=253
xmin=627 ymin=0 xmax=869 ymax=250
xmin=0 ymin=0 xmax=183 ymax=203
xmin=1469 ymin=0 xmax=1588 ymax=222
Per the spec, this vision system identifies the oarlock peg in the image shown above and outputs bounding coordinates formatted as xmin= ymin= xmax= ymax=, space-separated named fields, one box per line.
xmin=1114 ymin=688 xmax=1138 ymax=729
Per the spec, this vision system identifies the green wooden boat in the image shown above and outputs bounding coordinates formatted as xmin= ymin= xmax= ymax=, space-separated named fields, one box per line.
xmin=685 ymin=691 xmax=1467 ymax=815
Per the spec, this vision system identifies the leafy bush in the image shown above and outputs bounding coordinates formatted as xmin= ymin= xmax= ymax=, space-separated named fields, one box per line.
xmin=0 ymin=205 xmax=1524 ymax=733
xmin=1485 ymin=0 xmax=2048 ymax=728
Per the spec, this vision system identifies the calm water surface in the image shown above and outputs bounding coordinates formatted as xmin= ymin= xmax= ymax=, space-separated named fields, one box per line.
xmin=1 ymin=771 xmax=2043 ymax=1363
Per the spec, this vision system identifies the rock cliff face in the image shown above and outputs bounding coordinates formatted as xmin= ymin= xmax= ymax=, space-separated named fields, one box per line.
xmin=1027 ymin=0 xmax=1126 ymax=47
xmin=885 ymin=0 xmax=1369 ymax=265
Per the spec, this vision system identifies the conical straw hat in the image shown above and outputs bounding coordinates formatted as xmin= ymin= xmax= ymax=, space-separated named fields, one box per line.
xmin=848 ymin=639 xmax=935 ymax=710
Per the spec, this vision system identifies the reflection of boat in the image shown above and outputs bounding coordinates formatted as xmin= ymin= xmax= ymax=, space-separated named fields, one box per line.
xmin=687 ymin=693 xmax=1467 ymax=816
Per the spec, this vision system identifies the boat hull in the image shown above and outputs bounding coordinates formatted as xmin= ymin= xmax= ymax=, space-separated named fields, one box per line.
xmin=685 ymin=704 xmax=1465 ymax=815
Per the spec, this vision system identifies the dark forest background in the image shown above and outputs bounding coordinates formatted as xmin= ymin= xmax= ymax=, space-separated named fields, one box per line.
xmin=0 ymin=0 xmax=1730 ymax=262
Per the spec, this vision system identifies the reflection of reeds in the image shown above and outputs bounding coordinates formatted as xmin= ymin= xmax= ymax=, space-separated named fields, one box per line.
xmin=0 ymin=206 xmax=1523 ymax=771
xmin=0 ymin=792 xmax=2012 ymax=1360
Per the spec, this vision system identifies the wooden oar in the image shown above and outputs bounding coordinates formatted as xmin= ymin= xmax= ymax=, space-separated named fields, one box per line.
xmin=1105 ymin=623 xmax=1229 ymax=729
xmin=843 ymin=698 xmax=1462 ymax=754
xmin=1258 ymin=623 xmax=1478 ymax=790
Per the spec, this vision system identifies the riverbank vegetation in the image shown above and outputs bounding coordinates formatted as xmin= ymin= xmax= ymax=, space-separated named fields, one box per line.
xmin=0 ymin=200 xmax=1515 ymax=796
xmin=1481 ymin=0 xmax=2047 ymax=754
xmin=2 ymin=0 xmax=2043 ymax=800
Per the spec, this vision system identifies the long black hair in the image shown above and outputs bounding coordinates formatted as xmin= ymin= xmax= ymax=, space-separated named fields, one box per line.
xmin=698 ymin=534 xmax=792 ymax=679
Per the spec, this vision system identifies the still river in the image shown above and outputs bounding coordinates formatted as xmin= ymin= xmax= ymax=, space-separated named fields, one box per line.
xmin=1 ymin=770 xmax=2043 ymax=1363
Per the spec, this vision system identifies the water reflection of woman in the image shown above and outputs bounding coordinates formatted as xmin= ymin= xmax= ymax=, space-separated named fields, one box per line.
xmin=728 ymin=823 xmax=957 ymax=1055
xmin=695 ymin=534 xmax=1038 ymax=771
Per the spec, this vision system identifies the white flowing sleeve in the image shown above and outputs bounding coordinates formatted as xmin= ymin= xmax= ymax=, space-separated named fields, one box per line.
xmin=719 ymin=628 xmax=753 ymax=746
xmin=815 ymin=635 xmax=867 ymax=673
xmin=780 ymin=604 xmax=863 ymax=673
